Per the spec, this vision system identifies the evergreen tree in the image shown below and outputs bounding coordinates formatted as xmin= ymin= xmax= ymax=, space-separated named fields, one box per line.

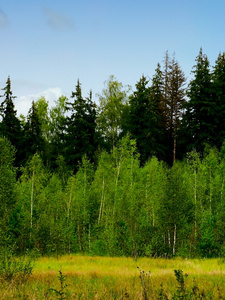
xmin=150 ymin=64 xmax=167 ymax=160
xmin=0 ymin=76 xmax=22 ymax=167
xmin=212 ymin=52 xmax=225 ymax=148
xmin=128 ymin=75 xmax=161 ymax=164
xmin=161 ymin=53 xmax=186 ymax=164
xmin=63 ymin=80 xmax=98 ymax=172
xmin=22 ymin=101 xmax=45 ymax=163
xmin=180 ymin=48 xmax=214 ymax=154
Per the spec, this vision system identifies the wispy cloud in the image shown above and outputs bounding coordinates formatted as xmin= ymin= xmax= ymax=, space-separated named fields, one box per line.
xmin=15 ymin=87 xmax=64 ymax=117
xmin=43 ymin=7 xmax=74 ymax=31
xmin=0 ymin=8 xmax=9 ymax=29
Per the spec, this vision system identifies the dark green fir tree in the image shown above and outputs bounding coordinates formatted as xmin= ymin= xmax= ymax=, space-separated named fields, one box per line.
xmin=180 ymin=48 xmax=214 ymax=154
xmin=0 ymin=76 xmax=22 ymax=167
xmin=22 ymin=101 xmax=45 ymax=163
xmin=63 ymin=80 xmax=98 ymax=172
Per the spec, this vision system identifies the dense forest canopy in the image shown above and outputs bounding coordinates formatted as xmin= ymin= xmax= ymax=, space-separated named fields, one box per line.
xmin=1 ymin=49 xmax=225 ymax=258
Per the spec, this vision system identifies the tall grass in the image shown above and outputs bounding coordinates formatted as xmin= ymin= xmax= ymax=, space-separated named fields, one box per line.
xmin=1 ymin=255 xmax=225 ymax=299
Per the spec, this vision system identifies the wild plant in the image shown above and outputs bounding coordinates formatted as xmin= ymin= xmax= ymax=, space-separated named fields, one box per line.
xmin=0 ymin=250 xmax=34 ymax=284
xmin=49 ymin=269 xmax=68 ymax=300
xmin=173 ymin=269 xmax=188 ymax=299
xmin=158 ymin=283 xmax=169 ymax=300
xmin=137 ymin=266 xmax=152 ymax=300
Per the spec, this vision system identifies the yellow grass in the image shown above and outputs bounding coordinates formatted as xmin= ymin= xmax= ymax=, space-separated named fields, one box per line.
xmin=34 ymin=255 xmax=225 ymax=276
xmin=1 ymin=255 xmax=225 ymax=299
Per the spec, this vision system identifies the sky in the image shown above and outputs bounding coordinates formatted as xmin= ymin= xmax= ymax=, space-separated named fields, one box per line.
xmin=1 ymin=0 xmax=225 ymax=116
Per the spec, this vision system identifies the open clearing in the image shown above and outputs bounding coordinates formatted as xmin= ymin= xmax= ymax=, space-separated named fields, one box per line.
xmin=1 ymin=255 xmax=225 ymax=299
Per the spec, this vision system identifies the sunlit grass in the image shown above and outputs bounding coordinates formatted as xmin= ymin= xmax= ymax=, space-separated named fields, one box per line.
xmin=34 ymin=255 xmax=225 ymax=276
xmin=1 ymin=255 xmax=225 ymax=299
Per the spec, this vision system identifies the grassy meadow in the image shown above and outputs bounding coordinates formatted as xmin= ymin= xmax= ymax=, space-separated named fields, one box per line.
xmin=1 ymin=255 xmax=225 ymax=299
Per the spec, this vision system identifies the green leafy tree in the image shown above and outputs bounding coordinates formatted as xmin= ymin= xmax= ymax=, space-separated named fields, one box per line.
xmin=0 ymin=137 xmax=17 ymax=248
xmin=159 ymin=162 xmax=194 ymax=256
xmin=49 ymin=96 xmax=67 ymax=163
xmin=16 ymin=153 xmax=47 ymax=251
xmin=140 ymin=157 xmax=167 ymax=256
xmin=97 ymin=75 xmax=130 ymax=150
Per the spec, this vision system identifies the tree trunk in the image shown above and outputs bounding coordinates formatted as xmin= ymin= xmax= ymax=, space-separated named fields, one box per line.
xmin=173 ymin=223 xmax=176 ymax=255
xmin=98 ymin=176 xmax=105 ymax=224
xmin=30 ymin=169 xmax=35 ymax=230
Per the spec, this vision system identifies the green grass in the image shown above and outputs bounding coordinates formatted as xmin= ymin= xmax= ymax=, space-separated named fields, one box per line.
xmin=1 ymin=255 xmax=225 ymax=299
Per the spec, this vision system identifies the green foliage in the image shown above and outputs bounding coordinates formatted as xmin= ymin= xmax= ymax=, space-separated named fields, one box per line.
xmin=50 ymin=270 xmax=68 ymax=300
xmin=97 ymin=75 xmax=130 ymax=150
xmin=0 ymin=137 xmax=17 ymax=248
xmin=0 ymin=250 xmax=34 ymax=283
xmin=23 ymin=101 xmax=45 ymax=163
xmin=3 ymin=50 xmax=225 ymax=259
xmin=63 ymin=80 xmax=98 ymax=172
xmin=181 ymin=48 xmax=214 ymax=154
xmin=128 ymin=75 xmax=161 ymax=165
xmin=0 ymin=76 xmax=22 ymax=167
xmin=173 ymin=269 xmax=188 ymax=299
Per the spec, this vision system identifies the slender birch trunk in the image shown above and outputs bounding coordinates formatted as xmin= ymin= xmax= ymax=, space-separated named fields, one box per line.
xmin=30 ymin=169 xmax=35 ymax=230
xmin=98 ymin=176 xmax=105 ymax=224
xmin=194 ymin=168 xmax=197 ymax=238
xmin=168 ymin=228 xmax=171 ymax=247
xmin=173 ymin=223 xmax=176 ymax=255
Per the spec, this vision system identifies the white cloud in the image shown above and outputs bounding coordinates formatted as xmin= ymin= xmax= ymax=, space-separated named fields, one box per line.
xmin=15 ymin=87 xmax=64 ymax=117
xmin=43 ymin=7 xmax=74 ymax=31
xmin=0 ymin=8 xmax=9 ymax=29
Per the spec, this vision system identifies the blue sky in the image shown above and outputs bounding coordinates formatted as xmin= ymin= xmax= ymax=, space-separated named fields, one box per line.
xmin=1 ymin=0 xmax=225 ymax=115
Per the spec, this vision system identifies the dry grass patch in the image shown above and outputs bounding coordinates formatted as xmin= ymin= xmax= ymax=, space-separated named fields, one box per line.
xmin=1 ymin=255 xmax=225 ymax=299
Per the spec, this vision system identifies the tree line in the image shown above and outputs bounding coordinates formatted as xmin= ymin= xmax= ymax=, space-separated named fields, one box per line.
xmin=1 ymin=48 xmax=225 ymax=258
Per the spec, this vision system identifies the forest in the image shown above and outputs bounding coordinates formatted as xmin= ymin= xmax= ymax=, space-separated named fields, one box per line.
xmin=1 ymin=48 xmax=225 ymax=259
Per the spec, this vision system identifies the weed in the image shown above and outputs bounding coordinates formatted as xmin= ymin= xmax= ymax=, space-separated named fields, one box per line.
xmin=0 ymin=251 xmax=34 ymax=284
xmin=158 ymin=283 xmax=169 ymax=300
xmin=173 ymin=269 xmax=188 ymax=299
xmin=137 ymin=266 xmax=152 ymax=300
xmin=49 ymin=270 xmax=68 ymax=300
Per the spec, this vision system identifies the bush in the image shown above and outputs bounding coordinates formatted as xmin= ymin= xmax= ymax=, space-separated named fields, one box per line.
xmin=0 ymin=250 xmax=34 ymax=283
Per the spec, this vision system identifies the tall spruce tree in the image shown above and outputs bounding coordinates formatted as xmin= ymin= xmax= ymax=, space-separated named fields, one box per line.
xmin=180 ymin=48 xmax=214 ymax=154
xmin=0 ymin=76 xmax=22 ymax=167
xmin=150 ymin=64 xmax=167 ymax=160
xmin=212 ymin=52 xmax=225 ymax=148
xmin=128 ymin=75 xmax=161 ymax=164
xmin=161 ymin=53 xmax=186 ymax=164
xmin=63 ymin=80 xmax=97 ymax=172
xmin=22 ymin=101 xmax=45 ymax=163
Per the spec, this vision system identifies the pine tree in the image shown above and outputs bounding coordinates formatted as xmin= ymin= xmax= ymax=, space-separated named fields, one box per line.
xmin=128 ymin=75 xmax=161 ymax=164
xmin=212 ymin=52 xmax=225 ymax=148
xmin=180 ymin=48 xmax=214 ymax=154
xmin=22 ymin=101 xmax=45 ymax=163
xmin=0 ymin=76 xmax=22 ymax=167
xmin=63 ymin=80 xmax=98 ymax=172
xmin=161 ymin=53 xmax=186 ymax=164
xmin=150 ymin=63 xmax=167 ymax=160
